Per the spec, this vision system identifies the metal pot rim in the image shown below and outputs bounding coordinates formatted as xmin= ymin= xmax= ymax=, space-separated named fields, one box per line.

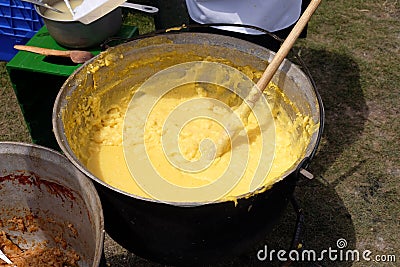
xmin=53 ymin=32 xmax=324 ymax=207
xmin=0 ymin=141 xmax=105 ymax=267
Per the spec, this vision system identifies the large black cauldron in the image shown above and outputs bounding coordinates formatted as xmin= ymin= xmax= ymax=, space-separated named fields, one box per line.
xmin=53 ymin=33 xmax=323 ymax=266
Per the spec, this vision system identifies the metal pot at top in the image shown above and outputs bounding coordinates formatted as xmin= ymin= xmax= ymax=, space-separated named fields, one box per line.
xmin=35 ymin=0 xmax=122 ymax=49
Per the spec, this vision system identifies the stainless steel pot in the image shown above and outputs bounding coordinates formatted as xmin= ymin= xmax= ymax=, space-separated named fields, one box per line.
xmin=35 ymin=0 xmax=122 ymax=48
xmin=53 ymin=33 xmax=323 ymax=265
xmin=0 ymin=142 xmax=104 ymax=266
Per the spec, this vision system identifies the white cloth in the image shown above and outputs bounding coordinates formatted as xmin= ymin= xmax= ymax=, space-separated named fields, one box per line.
xmin=185 ymin=0 xmax=302 ymax=35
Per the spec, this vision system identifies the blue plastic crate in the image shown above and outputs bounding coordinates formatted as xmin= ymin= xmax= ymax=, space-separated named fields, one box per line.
xmin=0 ymin=0 xmax=44 ymax=61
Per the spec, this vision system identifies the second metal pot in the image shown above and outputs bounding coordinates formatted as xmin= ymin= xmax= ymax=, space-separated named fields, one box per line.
xmin=35 ymin=0 xmax=122 ymax=49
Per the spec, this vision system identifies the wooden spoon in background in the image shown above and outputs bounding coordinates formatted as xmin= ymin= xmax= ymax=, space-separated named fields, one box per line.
xmin=211 ymin=0 xmax=322 ymax=159
xmin=14 ymin=45 xmax=94 ymax=64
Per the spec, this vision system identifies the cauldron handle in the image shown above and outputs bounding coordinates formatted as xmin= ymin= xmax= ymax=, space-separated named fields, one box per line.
xmin=296 ymin=157 xmax=315 ymax=180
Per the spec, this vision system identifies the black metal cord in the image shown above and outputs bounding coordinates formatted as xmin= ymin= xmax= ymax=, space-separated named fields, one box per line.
xmin=290 ymin=197 xmax=305 ymax=251
xmin=280 ymin=197 xmax=324 ymax=267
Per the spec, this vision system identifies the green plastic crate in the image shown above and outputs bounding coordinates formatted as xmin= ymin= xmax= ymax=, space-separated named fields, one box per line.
xmin=6 ymin=25 xmax=138 ymax=150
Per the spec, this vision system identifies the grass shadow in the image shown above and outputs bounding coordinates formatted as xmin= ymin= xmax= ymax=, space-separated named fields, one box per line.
xmin=286 ymin=48 xmax=366 ymax=266
xmin=210 ymin=180 xmax=356 ymax=267
xmin=213 ymin=47 xmax=365 ymax=266
xmin=298 ymin=48 xmax=369 ymax=181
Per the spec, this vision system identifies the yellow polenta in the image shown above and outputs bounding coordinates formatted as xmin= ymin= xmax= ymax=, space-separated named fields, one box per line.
xmin=68 ymin=57 xmax=317 ymax=202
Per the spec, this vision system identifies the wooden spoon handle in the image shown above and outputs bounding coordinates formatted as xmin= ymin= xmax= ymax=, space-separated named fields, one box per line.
xmin=256 ymin=0 xmax=322 ymax=92
xmin=14 ymin=45 xmax=71 ymax=57
xmin=212 ymin=0 xmax=322 ymax=158
xmin=236 ymin=0 xmax=322 ymax=121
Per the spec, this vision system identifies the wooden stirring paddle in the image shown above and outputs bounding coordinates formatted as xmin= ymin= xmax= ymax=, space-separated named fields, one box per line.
xmin=212 ymin=0 xmax=322 ymax=158
xmin=14 ymin=45 xmax=94 ymax=64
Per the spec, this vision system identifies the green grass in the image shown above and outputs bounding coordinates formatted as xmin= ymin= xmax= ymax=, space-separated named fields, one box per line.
xmin=293 ymin=1 xmax=400 ymax=265
xmin=0 ymin=61 xmax=31 ymax=142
